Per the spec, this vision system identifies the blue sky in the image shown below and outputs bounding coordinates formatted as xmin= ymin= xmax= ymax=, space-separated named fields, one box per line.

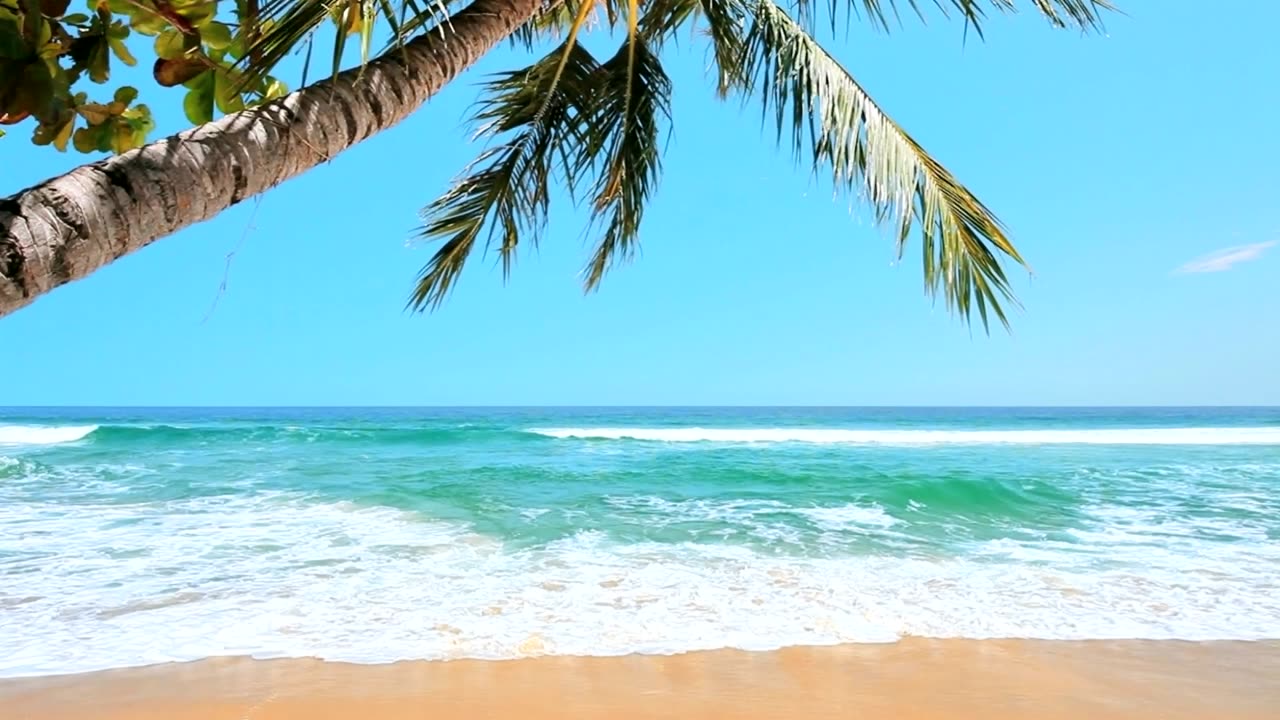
xmin=2 ymin=1 xmax=1277 ymax=406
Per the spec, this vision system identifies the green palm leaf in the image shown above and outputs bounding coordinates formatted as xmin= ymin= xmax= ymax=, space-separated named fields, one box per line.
xmin=244 ymin=0 xmax=456 ymax=84
xmin=792 ymin=1 xmax=1114 ymax=35
xmin=409 ymin=40 xmax=600 ymax=310
xmin=407 ymin=0 xmax=1119 ymax=327
xmin=719 ymin=0 xmax=1026 ymax=329
xmin=577 ymin=21 xmax=674 ymax=289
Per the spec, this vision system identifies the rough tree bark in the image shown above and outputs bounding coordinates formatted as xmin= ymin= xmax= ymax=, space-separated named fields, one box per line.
xmin=0 ymin=0 xmax=548 ymax=318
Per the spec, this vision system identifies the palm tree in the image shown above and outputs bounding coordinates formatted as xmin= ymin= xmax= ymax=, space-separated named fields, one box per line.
xmin=0 ymin=0 xmax=1113 ymax=326
xmin=0 ymin=0 xmax=551 ymax=317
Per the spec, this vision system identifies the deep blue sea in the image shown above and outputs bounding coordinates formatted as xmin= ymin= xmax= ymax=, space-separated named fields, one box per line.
xmin=1 ymin=407 xmax=1278 ymax=678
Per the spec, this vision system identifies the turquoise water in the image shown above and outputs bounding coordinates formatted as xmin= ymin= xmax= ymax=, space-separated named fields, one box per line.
xmin=2 ymin=407 xmax=1278 ymax=678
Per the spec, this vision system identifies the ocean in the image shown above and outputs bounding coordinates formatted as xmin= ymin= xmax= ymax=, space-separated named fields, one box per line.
xmin=1 ymin=407 xmax=1278 ymax=679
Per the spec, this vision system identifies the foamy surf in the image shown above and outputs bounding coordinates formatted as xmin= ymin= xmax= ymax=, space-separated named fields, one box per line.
xmin=3 ymin=406 xmax=1278 ymax=679
xmin=0 ymin=425 xmax=98 ymax=446
xmin=1 ymin=493 xmax=1277 ymax=679
xmin=528 ymin=426 xmax=1280 ymax=445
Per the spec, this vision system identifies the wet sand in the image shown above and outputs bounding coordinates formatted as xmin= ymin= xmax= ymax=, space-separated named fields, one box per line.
xmin=4 ymin=640 xmax=1278 ymax=720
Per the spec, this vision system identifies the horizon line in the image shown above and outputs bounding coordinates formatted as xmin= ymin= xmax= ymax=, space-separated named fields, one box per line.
xmin=2 ymin=404 xmax=1277 ymax=410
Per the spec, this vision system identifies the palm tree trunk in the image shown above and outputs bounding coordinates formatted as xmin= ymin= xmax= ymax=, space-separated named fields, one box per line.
xmin=0 ymin=0 xmax=547 ymax=318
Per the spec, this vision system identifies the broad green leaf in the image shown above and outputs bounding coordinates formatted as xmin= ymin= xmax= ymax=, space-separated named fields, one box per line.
xmin=110 ymin=118 xmax=133 ymax=152
xmin=213 ymin=70 xmax=243 ymax=113
xmin=62 ymin=13 xmax=92 ymax=25
xmin=200 ymin=21 xmax=232 ymax=50
xmin=182 ymin=67 xmax=212 ymax=89
xmin=86 ymin=36 xmax=110 ymax=82
xmin=71 ymin=125 xmax=95 ymax=151
xmin=123 ymin=102 xmax=153 ymax=143
xmin=182 ymin=82 xmax=212 ymax=123
xmin=154 ymin=29 xmax=185 ymax=59
xmin=123 ymin=102 xmax=152 ymax=124
xmin=33 ymin=13 xmax=52 ymax=48
xmin=106 ymin=20 xmax=130 ymax=40
xmin=176 ymin=1 xmax=216 ymax=27
xmin=112 ymin=85 xmax=137 ymax=106
xmin=262 ymin=77 xmax=287 ymax=100
xmin=226 ymin=31 xmax=245 ymax=61
xmin=126 ymin=11 xmax=167 ymax=36
xmin=31 ymin=123 xmax=54 ymax=145
xmin=71 ymin=123 xmax=105 ymax=152
xmin=51 ymin=113 xmax=74 ymax=150
xmin=108 ymin=37 xmax=135 ymax=66
xmin=32 ymin=114 xmax=74 ymax=150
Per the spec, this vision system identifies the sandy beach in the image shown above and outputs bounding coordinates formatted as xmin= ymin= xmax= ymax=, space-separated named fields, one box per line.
xmin=4 ymin=639 xmax=1278 ymax=720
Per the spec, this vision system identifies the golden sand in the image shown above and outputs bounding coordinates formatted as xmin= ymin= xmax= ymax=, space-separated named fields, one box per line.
xmin=4 ymin=640 xmax=1278 ymax=720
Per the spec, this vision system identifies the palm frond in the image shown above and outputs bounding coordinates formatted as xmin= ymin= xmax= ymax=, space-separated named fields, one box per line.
xmin=638 ymin=0 xmax=700 ymax=44
xmin=242 ymin=0 xmax=334 ymax=83
xmin=381 ymin=0 xmax=455 ymax=51
xmin=599 ymin=0 xmax=630 ymax=29
xmin=409 ymin=42 xmax=600 ymax=310
xmin=788 ymin=0 xmax=1113 ymax=36
xmin=244 ymin=0 xmax=455 ymax=84
xmin=507 ymin=0 xmax=586 ymax=51
xmin=726 ymin=0 xmax=1025 ymax=329
xmin=924 ymin=0 xmax=1115 ymax=36
xmin=700 ymin=0 xmax=750 ymax=96
xmin=575 ymin=34 xmax=673 ymax=289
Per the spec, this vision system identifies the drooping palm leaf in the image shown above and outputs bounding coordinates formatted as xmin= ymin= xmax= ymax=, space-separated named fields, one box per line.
xmin=790 ymin=0 xmax=1114 ymax=35
xmin=409 ymin=40 xmax=601 ymax=310
xmin=407 ymin=0 xmax=1118 ymax=326
xmin=245 ymin=0 xmax=353 ymax=81
xmin=576 ymin=5 xmax=674 ymax=289
xmin=242 ymin=0 xmax=455 ymax=85
xmin=712 ymin=0 xmax=1024 ymax=329
xmin=637 ymin=0 xmax=700 ymax=45
xmin=699 ymin=0 xmax=750 ymax=96
xmin=509 ymin=1 xmax=584 ymax=50
xmin=411 ymin=0 xmax=674 ymax=307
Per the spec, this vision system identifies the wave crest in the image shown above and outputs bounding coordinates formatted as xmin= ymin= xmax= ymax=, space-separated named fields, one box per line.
xmin=527 ymin=426 xmax=1280 ymax=445
xmin=0 ymin=425 xmax=98 ymax=446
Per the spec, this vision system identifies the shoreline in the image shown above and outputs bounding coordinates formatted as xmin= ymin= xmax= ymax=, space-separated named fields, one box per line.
xmin=5 ymin=639 xmax=1279 ymax=719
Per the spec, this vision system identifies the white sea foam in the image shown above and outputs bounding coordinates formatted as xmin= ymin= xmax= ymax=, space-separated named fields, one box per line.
xmin=604 ymin=496 xmax=900 ymax=534
xmin=0 ymin=425 xmax=98 ymax=446
xmin=794 ymin=503 xmax=898 ymax=530
xmin=2 ymin=492 xmax=1279 ymax=679
xmin=528 ymin=426 xmax=1280 ymax=445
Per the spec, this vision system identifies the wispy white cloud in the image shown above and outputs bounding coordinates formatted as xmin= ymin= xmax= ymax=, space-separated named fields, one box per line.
xmin=1174 ymin=241 xmax=1276 ymax=274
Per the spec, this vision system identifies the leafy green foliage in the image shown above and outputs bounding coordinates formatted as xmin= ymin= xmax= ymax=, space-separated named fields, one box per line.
xmin=410 ymin=0 xmax=1115 ymax=329
xmin=734 ymin=0 xmax=1026 ymax=328
xmin=4 ymin=0 xmax=1117 ymax=328
xmin=1 ymin=0 xmax=290 ymax=154
xmin=577 ymin=36 xmax=671 ymax=289
xmin=413 ymin=0 xmax=674 ymax=308
xmin=412 ymin=40 xmax=602 ymax=310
